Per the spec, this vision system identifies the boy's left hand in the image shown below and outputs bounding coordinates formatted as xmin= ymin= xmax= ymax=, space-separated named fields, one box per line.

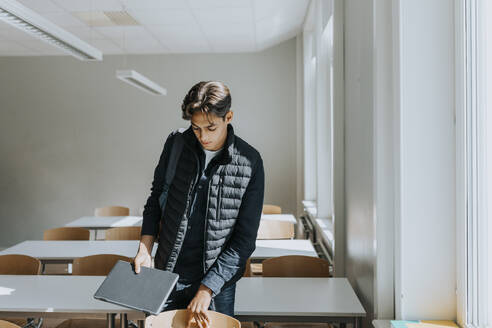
xmin=186 ymin=284 xmax=212 ymax=328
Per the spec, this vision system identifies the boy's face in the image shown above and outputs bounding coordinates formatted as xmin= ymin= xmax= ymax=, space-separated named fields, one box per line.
xmin=191 ymin=111 xmax=233 ymax=151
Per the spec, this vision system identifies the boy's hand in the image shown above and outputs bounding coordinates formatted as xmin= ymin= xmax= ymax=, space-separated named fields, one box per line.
xmin=186 ymin=285 xmax=212 ymax=328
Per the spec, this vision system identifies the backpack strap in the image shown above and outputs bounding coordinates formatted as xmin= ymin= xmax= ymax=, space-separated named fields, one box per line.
xmin=164 ymin=131 xmax=184 ymax=187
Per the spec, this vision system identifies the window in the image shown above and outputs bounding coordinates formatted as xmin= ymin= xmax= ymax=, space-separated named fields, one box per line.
xmin=456 ymin=0 xmax=492 ymax=326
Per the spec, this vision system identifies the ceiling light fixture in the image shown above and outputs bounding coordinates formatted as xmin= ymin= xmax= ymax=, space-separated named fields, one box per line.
xmin=116 ymin=70 xmax=167 ymax=96
xmin=0 ymin=0 xmax=102 ymax=61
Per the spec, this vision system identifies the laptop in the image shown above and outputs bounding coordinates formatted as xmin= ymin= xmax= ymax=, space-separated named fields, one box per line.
xmin=94 ymin=260 xmax=179 ymax=315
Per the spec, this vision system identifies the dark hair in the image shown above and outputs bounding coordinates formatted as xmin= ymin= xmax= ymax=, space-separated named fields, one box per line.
xmin=181 ymin=81 xmax=231 ymax=120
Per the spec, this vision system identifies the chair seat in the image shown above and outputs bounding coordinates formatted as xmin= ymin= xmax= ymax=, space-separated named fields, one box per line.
xmin=0 ymin=319 xmax=26 ymax=327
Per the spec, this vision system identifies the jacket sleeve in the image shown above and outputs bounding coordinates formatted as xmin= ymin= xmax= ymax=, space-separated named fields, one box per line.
xmin=201 ymin=157 xmax=265 ymax=296
xmin=141 ymin=133 xmax=175 ymax=237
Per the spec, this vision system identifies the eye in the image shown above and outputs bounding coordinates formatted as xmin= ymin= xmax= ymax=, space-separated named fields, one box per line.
xmin=192 ymin=126 xmax=200 ymax=131
xmin=208 ymin=128 xmax=217 ymax=132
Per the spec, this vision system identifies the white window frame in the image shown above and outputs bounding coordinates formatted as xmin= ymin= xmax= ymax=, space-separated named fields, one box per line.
xmin=456 ymin=0 xmax=491 ymax=327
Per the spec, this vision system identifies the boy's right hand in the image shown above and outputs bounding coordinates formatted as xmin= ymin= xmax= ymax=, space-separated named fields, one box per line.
xmin=133 ymin=250 xmax=151 ymax=274
xmin=134 ymin=236 xmax=155 ymax=274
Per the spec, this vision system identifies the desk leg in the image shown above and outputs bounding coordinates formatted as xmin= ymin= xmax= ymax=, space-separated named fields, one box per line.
xmin=354 ymin=317 xmax=361 ymax=328
xmin=137 ymin=319 xmax=144 ymax=328
xmin=107 ymin=313 xmax=116 ymax=328
xmin=120 ymin=314 xmax=128 ymax=328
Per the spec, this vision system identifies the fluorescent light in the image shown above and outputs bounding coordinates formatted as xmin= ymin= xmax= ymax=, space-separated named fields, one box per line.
xmin=116 ymin=70 xmax=167 ymax=96
xmin=0 ymin=0 xmax=102 ymax=61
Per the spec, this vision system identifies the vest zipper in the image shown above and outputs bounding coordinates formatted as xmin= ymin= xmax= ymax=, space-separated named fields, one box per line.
xmin=203 ymin=177 xmax=213 ymax=274
xmin=216 ymin=174 xmax=224 ymax=221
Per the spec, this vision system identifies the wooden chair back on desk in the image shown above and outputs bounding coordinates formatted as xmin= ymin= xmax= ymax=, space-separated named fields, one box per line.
xmin=262 ymin=204 xmax=282 ymax=214
xmin=95 ymin=206 xmax=130 ymax=217
xmin=72 ymin=254 xmax=132 ymax=276
xmin=105 ymin=226 xmax=141 ymax=240
xmin=44 ymin=227 xmax=90 ymax=241
xmin=262 ymin=255 xmax=331 ymax=277
xmin=0 ymin=254 xmax=41 ymax=275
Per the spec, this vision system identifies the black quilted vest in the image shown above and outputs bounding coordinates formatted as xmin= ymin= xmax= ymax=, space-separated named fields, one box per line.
xmin=154 ymin=125 xmax=259 ymax=275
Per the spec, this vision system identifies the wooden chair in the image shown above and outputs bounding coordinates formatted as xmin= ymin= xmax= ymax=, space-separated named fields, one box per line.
xmin=243 ymin=258 xmax=252 ymax=277
xmin=0 ymin=254 xmax=41 ymax=275
xmin=262 ymin=255 xmax=331 ymax=277
xmin=105 ymin=226 xmax=141 ymax=240
xmin=94 ymin=206 xmax=129 ymax=217
xmin=262 ymin=204 xmax=282 ymax=214
xmin=262 ymin=256 xmax=332 ymax=328
xmin=43 ymin=227 xmax=90 ymax=241
xmin=146 ymin=309 xmax=241 ymax=328
xmin=0 ymin=320 xmax=21 ymax=328
xmin=56 ymin=254 xmax=131 ymax=328
xmin=0 ymin=255 xmax=41 ymax=326
xmin=256 ymin=221 xmax=294 ymax=240
xmin=72 ymin=254 xmax=132 ymax=276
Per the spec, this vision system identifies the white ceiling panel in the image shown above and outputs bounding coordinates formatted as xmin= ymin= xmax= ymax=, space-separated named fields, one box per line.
xmin=85 ymin=39 xmax=122 ymax=54
xmin=193 ymin=7 xmax=254 ymax=26
xmin=121 ymin=0 xmax=187 ymax=10
xmin=0 ymin=0 xmax=309 ymax=56
xmin=127 ymin=9 xmax=195 ymax=26
xmin=187 ymin=0 xmax=251 ymax=9
xmin=51 ymin=0 xmax=124 ymax=12
xmin=41 ymin=11 xmax=87 ymax=27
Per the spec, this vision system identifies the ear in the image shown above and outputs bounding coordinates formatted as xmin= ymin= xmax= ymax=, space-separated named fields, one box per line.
xmin=225 ymin=111 xmax=234 ymax=124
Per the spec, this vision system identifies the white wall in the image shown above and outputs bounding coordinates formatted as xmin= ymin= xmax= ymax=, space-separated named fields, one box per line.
xmin=0 ymin=38 xmax=298 ymax=247
xmin=395 ymin=0 xmax=456 ymax=319
xmin=343 ymin=0 xmax=457 ymax=322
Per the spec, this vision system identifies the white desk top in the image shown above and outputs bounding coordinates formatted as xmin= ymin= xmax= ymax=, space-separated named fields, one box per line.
xmin=253 ymin=239 xmax=317 ymax=259
xmin=0 ymin=240 xmax=155 ymax=260
xmin=0 ymin=275 xmax=140 ymax=317
xmin=0 ymin=239 xmax=315 ymax=262
xmin=65 ymin=216 xmax=142 ymax=229
xmin=0 ymin=276 xmax=365 ymax=321
xmin=65 ymin=215 xmax=295 ymax=230
xmin=235 ymin=277 xmax=366 ymax=319
xmin=261 ymin=214 xmax=297 ymax=224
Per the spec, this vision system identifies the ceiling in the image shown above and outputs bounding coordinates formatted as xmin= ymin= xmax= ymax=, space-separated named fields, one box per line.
xmin=0 ymin=0 xmax=310 ymax=56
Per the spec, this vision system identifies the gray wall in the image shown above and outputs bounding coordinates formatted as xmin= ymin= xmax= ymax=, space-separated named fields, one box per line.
xmin=344 ymin=0 xmax=376 ymax=326
xmin=0 ymin=38 xmax=298 ymax=247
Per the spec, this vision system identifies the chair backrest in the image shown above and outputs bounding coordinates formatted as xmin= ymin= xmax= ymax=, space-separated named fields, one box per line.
xmin=262 ymin=255 xmax=331 ymax=277
xmin=105 ymin=226 xmax=141 ymax=240
xmin=72 ymin=254 xmax=132 ymax=276
xmin=145 ymin=309 xmax=241 ymax=328
xmin=0 ymin=254 xmax=41 ymax=275
xmin=43 ymin=227 xmax=90 ymax=240
xmin=262 ymin=204 xmax=282 ymax=214
xmin=0 ymin=320 xmax=22 ymax=328
xmin=95 ymin=206 xmax=130 ymax=217
xmin=256 ymin=220 xmax=294 ymax=240
xmin=243 ymin=258 xmax=252 ymax=277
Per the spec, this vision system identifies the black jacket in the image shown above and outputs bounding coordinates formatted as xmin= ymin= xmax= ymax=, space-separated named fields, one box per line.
xmin=142 ymin=124 xmax=265 ymax=296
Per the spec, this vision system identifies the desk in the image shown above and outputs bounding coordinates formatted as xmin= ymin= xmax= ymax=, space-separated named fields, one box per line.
xmin=65 ymin=216 xmax=142 ymax=239
xmin=235 ymin=277 xmax=366 ymax=326
xmin=261 ymin=214 xmax=297 ymax=224
xmin=0 ymin=239 xmax=316 ymax=269
xmin=253 ymin=239 xmax=317 ymax=260
xmin=0 ymin=276 xmax=365 ymax=328
xmin=0 ymin=275 xmax=144 ymax=328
